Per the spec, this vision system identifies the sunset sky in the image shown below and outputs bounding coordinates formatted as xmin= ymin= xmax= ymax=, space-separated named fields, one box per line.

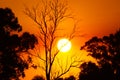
xmin=0 ymin=0 xmax=120 ymax=41
xmin=0 ymin=0 xmax=120 ymax=79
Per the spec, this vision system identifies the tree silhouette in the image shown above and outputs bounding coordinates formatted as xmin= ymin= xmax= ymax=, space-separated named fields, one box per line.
xmin=24 ymin=0 xmax=80 ymax=80
xmin=0 ymin=8 xmax=38 ymax=80
xmin=79 ymin=62 xmax=114 ymax=80
xmin=79 ymin=62 xmax=101 ymax=80
xmin=80 ymin=30 xmax=120 ymax=80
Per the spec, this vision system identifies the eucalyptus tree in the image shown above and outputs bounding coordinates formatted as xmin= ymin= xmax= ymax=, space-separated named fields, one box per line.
xmin=0 ymin=8 xmax=38 ymax=80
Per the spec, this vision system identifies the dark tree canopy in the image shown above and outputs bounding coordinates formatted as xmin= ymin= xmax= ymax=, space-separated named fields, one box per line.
xmin=79 ymin=61 xmax=114 ymax=80
xmin=79 ymin=62 xmax=100 ymax=80
xmin=0 ymin=8 xmax=38 ymax=80
xmin=79 ymin=30 xmax=120 ymax=80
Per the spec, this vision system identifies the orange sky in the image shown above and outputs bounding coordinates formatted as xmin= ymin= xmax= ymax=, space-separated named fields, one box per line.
xmin=0 ymin=0 xmax=120 ymax=79
xmin=0 ymin=0 xmax=120 ymax=38
xmin=0 ymin=0 xmax=120 ymax=46
xmin=0 ymin=0 xmax=120 ymax=36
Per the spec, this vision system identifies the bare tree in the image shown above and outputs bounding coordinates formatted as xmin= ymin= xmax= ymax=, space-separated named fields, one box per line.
xmin=24 ymin=0 xmax=81 ymax=80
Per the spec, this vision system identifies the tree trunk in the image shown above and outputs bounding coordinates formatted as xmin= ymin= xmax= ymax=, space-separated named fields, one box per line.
xmin=46 ymin=73 xmax=50 ymax=80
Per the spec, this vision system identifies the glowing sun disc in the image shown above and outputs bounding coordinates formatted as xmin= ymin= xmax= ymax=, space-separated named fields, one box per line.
xmin=57 ymin=38 xmax=71 ymax=52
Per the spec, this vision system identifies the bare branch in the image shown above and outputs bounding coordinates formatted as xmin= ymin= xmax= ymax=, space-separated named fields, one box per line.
xmin=23 ymin=0 xmax=81 ymax=80
xmin=55 ymin=55 xmax=83 ymax=79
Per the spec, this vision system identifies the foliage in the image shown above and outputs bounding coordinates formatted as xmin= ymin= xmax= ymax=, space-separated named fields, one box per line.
xmin=79 ymin=30 xmax=120 ymax=80
xmin=0 ymin=8 xmax=38 ymax=80
xmin=79 ymin=61 xmax=114 ymax=80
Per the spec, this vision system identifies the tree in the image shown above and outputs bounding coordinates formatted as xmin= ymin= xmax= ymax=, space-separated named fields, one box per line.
xmin=79 ymin=62 xmax=101 ymax=80
xmin=79 ymin=62 xmax=110 ymax=80
xmin=0 ymin=8 xmax=38 ymax=80
xmin=79 ymin=62 xmax=114 ymax=80
xmin=24 ymin=0 xmax=80 ymax=80
xmin=80 ymin=30 xmax=120 ymax=80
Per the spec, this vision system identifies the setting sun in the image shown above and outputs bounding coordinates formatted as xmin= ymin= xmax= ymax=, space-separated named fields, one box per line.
xmin=0 ymin=0 xmax=120 ymax=79
xmin=57 ymin=38 xmax=71 ymax=52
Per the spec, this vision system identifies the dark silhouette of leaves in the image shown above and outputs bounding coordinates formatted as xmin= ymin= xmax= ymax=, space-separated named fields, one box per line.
xmin=0 ymin=8 xmax=22 ymax=33
xmin=80 ymin=30 xmax=120 ymax=80
xmin=0 ymin=8 xmax=38 ymax=80
xmin=79 ymin=62 xmax=114 ymax=80
xmin=79 ymin=62 xmax=100 ymax=80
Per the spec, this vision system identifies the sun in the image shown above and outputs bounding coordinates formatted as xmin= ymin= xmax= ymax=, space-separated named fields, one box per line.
xmin=57 ymin=38 xmax=71 ymax=52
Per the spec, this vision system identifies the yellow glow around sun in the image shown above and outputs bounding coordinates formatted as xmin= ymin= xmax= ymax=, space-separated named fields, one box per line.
xmin=57 ymin=38 xmax=71 ymax=52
